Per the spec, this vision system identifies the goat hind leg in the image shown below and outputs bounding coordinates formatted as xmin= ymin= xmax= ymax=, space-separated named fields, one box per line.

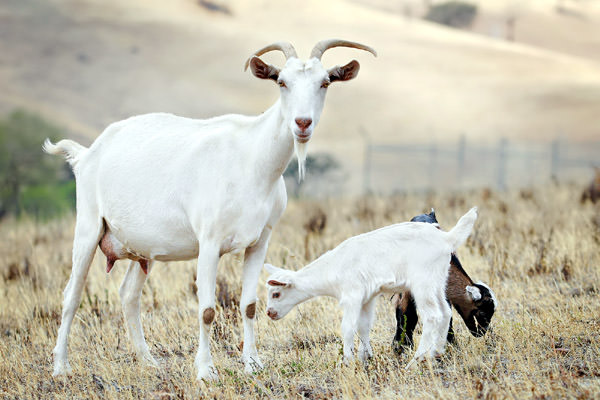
xmin=120 ymin=260 xmax=157 ymax=367
xmin=53 ymin=215 xmax=102 ymax=376
xmin=357 ymin=298 xmax=376 ymax=363
xmin=433 ymin=294 xmax=452 ymax=357
xmin=406 ymin=288 xmax=441 ymax=369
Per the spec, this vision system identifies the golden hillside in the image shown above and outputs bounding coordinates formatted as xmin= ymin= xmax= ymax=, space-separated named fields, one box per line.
xmin=1 ymin=0 xmax=599 ymax=166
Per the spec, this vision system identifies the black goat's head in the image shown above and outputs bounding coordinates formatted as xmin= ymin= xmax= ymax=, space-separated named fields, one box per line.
xmin=460 ymin=282 xmax=497 ymax=337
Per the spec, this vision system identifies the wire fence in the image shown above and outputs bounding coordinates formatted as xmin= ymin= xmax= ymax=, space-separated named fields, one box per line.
xmin=362 ymin=137 xmax=600 ymax=194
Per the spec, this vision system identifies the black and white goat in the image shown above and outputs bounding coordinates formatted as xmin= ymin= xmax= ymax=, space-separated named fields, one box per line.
xmin=393 ymin=209 xmax=497 ymax=353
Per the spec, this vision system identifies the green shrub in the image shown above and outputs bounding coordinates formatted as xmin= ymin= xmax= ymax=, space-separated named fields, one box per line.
xmin=0 ymin=109 xmax=74 ymax=219
xmin=424 ymin=1 xmax=478 ymax=28
xmin=20 ymin=181 xmax=76 ymax=219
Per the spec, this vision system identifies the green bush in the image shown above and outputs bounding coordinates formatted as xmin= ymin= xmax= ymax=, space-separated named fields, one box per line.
xmin=0 ymin=109 xmax=74 ymax=219
xmin=424 ymin=1 xmax=478 ymax=29
xmin=20 ymin=181 xmax=76 ymax=219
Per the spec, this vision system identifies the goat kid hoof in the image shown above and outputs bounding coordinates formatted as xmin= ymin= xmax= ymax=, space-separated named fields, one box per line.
xmin=139 ymin=354 xmax=160 ymax=368
xmin=342 ymin=356 xmax=355 ymax=367
xmin=358 ymin=351 xmax=373 ymax=364
xmin=197 ymin=365 xmax=219 ymax=382
xmin=404 ymin=357 xmax=420 ymax=371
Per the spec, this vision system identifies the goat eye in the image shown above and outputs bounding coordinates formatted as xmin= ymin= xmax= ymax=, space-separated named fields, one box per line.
xmin=278 ymin=81 xmax=287 ymax=88
xmin=321 ymin=81 xmax=330 ymax=88
xmin=272 ymin=293 xmax=280 ymax=299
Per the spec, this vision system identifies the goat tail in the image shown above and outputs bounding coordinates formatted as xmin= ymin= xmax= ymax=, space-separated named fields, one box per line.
xmin=445 ymin=207 xmax=478 ymax=251
xmin=43 ymin=138 xmax=87 ymax=168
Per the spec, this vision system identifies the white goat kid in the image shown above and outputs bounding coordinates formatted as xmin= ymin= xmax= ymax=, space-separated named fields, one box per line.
xmin=265 ymin=207 xmax=478 ymax=367
xmin=44 ymin=39 xmax=376 ymax=381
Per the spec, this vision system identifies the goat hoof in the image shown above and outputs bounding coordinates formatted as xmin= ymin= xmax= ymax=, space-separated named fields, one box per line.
xmin=52 ymin=361 xmax=73 ymax=376
xmin=243 ymin=355 xmax=264 ymax=373
xmin=197 ymin=365 xmax=219 ymax=382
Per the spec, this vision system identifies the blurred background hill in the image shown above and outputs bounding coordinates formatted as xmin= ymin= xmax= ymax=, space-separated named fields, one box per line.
xmin=1 ymin=0 xmax=599 ymax=207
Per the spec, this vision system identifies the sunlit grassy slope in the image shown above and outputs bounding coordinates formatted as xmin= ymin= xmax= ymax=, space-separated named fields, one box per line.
xmin=1 ymin=183 xmax=599 ymax=398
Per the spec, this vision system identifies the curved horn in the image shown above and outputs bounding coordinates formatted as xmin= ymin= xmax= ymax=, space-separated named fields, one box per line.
xmin=310 ymin=39 xmax=377 ymax=60
xmin=244 ymin=42 xmax=298 ymax=71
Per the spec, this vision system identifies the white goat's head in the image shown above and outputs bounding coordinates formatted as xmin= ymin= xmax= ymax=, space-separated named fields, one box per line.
xmin=264 ymin=263 xmax=306 ymax=320
xmin=244 ymin=39 xmax=376 ymax=179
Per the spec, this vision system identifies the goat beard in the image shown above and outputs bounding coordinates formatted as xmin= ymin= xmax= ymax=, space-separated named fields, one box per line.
xmin=293 ymin=139 xmax=309 ymax=182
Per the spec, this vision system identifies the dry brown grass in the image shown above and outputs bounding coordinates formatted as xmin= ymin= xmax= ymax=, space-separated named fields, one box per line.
xmin=1 ymin=184 xmax=599 ymax=399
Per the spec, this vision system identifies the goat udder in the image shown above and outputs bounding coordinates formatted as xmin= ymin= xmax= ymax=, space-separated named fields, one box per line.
xmin=99 ymin=232 xmax=149 ymax=274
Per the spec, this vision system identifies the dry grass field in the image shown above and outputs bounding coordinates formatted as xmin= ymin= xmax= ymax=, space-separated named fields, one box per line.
xmin=0 ymin=183 xmax=599 ymax=399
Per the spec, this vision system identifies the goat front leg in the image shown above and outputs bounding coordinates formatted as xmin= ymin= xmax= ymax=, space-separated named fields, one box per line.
xmin=194 ymin=245 xmax=220 ymax=381
xmin=357 ymin=298 xmax=376 ymax=363
xmin=120 ymin=260 xmax=157 ymax=367
xmin=53 ymin=214 xmax=103 ymax=376
xmin=240 ymin=228 xmax=271 ymax=373
xmin=340 ymin=299 xmax=361 ymax=364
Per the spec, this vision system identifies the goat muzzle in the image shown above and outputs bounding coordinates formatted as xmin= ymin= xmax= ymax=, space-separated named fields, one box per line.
xmin=266 ymin=308 xmax=279 ymax=320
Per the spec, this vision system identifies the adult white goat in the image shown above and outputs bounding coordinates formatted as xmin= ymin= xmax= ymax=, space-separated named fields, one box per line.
xmin=265 ymin=207 xmax=478 ymax=368
xmin=43 ymin=39 xmax=376 ymax=381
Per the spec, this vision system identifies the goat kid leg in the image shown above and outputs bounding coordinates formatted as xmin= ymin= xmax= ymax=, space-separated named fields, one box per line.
xmin=433 ymin=294 xmax=452 ymax=356
xmin=240 ymin=228 xmax=271 ymax=373
xmin=357 ymin=298 xmax=376 ymax=363
xmin=120 ymin=260 xmax=157 ymax=367
xmin=393 ymin=292 xmax=418 ymax=353
xmin=407 ymin=288 xmax=445 ymax=369
xmin=194 ymin=246 xmax=220 ymax=381
xmin=340 ymin=300 xmax=361 ymax=364
xmin=53 ymin=215 xmax=102 ymax=376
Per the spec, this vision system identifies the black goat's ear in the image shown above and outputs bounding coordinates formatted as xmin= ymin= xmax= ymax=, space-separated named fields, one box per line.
xmin=429 ymin=208 xmax=437 ymax=223
xmin=249 ymin=57 xmax=280 ymax=82
xmin=466 ymin=285 xmax=482 ymax=301
xmin=328 ymin=60 xmax=360 ymax=83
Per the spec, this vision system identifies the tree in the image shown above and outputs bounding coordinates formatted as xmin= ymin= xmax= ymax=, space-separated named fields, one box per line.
xmin=0 ymin=110 xmax=74 ymax=218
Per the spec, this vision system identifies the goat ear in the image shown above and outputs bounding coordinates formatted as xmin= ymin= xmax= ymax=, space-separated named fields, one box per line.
xmin=466 ymin=285 xmax=482 ymax=301
xmin=249 ymin=57 xmax=280 ymax=81
xmin=267 ymin=279 xmax=290 ymax=287
xmin=328 ymin=60 xmax=360 ymax=83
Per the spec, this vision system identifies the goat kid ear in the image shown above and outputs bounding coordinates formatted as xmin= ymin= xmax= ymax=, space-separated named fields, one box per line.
xmin=466 ymin=285 xmax=482 ymax=301
xmin=264 ymin=263 xmax=282 ymax=274
xmin=249 ymin=57 xmax=280 ymax=82
xmin=267 ymin=279 xmax=290 ymax=287
xmin=328 ymin=60 xmax=360 ymax=83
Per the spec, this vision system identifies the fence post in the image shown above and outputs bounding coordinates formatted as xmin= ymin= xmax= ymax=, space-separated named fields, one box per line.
xmin=497 ymin=138 xmax=507 ymax=191
xmin=550 ymin=139 xmax=560 ymax=180
xmin=457 ymin=135 xmax=466 ymax=187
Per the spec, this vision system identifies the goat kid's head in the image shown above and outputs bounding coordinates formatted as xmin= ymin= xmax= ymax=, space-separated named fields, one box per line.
xmin=264 ymin=263 xmax=305 ymax=321
xmin=245 ymin=39 xmax=376 ymax=179
xmin=462 ymin=281 xmax=497 ymax=337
